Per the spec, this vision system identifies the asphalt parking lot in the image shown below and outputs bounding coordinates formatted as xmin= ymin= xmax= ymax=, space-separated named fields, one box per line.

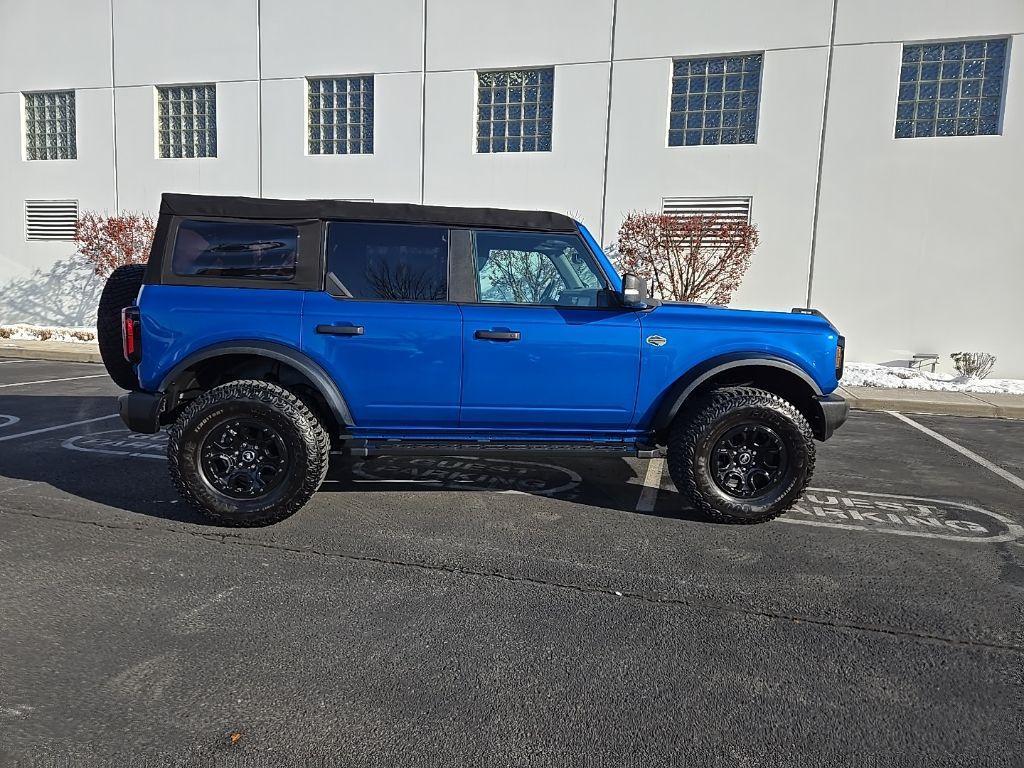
xmin=0 ymin=359 xmax=1022 ymax=767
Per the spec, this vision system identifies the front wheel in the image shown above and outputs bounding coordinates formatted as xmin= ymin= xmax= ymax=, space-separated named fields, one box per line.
xmin=667 ymin=386 xmax=815 ymax=524
xmin=168 ymin=380 xmax=330 ymax=526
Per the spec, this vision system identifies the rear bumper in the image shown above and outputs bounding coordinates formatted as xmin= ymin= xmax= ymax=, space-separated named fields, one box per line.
xmin=815 ymin=393 xmax=849 ymax=441
xmin=118 ymin=390 xmax=164 ymax=434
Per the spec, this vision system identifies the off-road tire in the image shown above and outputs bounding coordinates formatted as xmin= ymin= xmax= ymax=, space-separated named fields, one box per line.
xmin=667 ymin=386 xmax=815 ymax=524
xmin=168 ymin=380 xmax=331 ymax=527
xmin=97 ymin=264 xmax=146 ymax=390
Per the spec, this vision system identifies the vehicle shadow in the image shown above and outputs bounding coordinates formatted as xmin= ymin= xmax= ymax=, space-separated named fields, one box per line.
xmin=323 ymin=453 xmax=706 ymax=523
xmin=0 ymin=393 xmax=705 ymax=527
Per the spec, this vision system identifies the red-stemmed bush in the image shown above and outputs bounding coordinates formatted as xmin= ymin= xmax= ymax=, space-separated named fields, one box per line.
xmin=74 ymin=211 xmax=155 ymax=277
xmin=614 ymin=211 xmax=758 ymax=304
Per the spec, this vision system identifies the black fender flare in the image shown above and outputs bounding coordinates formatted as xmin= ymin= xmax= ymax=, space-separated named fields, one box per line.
xmin=651 ymin=353 xmax=823 ymax=432
xmin=158 ymin=340 xmax=354 ymax=427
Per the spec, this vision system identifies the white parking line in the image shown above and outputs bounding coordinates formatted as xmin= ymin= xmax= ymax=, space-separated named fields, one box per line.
xmin=0 ymin=359 xmax=31 ymax=364
xmin=0 ymin=414 xmax=119 ymax=443
xmin=0 ymin=374 xmax=107 ymax=389
xmin=636 ymin=458 xmax=665 ymax=512
xmin=888 ymin=411 xmax=1024 ymax=492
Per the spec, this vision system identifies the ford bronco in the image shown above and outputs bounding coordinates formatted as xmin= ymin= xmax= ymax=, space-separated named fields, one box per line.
xmin=99 ymin=193 xmax=848 ymax=526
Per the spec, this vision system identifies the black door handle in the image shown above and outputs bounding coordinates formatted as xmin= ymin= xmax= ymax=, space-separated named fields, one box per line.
xmin=316 ymin=324 xmax=364 ymax=336
xmin=474 ymin=330 xmax=521 ymax=341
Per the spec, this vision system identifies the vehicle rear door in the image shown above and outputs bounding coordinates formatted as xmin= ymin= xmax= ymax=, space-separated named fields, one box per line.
xmin=456 ymin=228 xmax=641 ymax=432
xmin=301 ymin=222 xmax=463 ymax=430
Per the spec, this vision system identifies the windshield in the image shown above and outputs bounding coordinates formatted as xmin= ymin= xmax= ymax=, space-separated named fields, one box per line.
xmin=575 ymin=221 xmax=621 ymax=291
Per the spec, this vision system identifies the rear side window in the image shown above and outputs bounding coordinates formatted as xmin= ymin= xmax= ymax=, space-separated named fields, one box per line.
xmin=326 ymin=222 xmax=448 ymax=301
xmin=172 ymin=219 xmax=298 ymax=280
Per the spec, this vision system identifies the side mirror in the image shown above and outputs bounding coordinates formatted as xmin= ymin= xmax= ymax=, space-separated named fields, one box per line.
xmin=620 ymin=273 xmax=648 ymax=308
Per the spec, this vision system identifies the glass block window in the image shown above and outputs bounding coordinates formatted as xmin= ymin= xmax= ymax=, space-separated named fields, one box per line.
xmin=308 ymin=76 xmax=374 ymax=155
xmin=896 ymin=38 xmax=1009 ymax=138
xmin=669 ymin=54 xmax=762 ymax=146
xmin=157 ymin=84 xmax=217 ymax=158
xmin=477 ymin=68 xmax=554 ymax=153
xmin=24 ymin=91 xmax=77 ymax=160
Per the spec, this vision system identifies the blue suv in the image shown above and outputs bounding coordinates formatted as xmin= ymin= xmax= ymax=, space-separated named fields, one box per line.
xmin=98 ymin=193 xmax=847 ymax=527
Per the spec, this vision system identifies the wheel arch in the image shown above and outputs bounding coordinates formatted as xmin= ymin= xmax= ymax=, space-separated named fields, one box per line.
xmin=158 ymin=341 xmax=353 ymax=432
xmin=651 ymin=353 xmax=825 ymax=439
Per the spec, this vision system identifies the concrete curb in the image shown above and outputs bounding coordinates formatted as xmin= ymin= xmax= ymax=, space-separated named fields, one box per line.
xmin=838 ymin=385 xmax=1024 ymax=420
xmin=0 ymin=340 xmax=101 ymax=364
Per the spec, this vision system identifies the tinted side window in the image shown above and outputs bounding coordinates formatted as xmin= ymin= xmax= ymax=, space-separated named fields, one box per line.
xmin=327 ymin=222 xmax=448 ymax=301
xmin=172 ymin=219 xmax=298 ymax=280
xmin=473 ymin=231 xmax=605 ymax=307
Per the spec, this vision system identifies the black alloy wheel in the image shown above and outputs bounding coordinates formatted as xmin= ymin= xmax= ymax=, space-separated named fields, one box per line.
xmin=199 ymin=418 xmax=291 ymax=500
xmin=710 ymin=423 xmax=788 ymax=499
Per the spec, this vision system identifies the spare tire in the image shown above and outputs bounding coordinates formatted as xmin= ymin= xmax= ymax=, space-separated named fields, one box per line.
xmin=97 ymin=264 xmax=146 ymax=390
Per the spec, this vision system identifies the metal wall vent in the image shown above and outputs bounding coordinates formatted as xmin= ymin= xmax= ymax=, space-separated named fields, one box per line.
xmin=662 ymin=196 xmax=752 ymax=225
xmin=25 ymin=199 xmax=79 ymax=241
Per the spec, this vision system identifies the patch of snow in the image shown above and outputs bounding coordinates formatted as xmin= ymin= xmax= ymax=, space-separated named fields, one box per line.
xmin=0 ymin=324 xmax=96 ymax=344
xmin=841 ymin=363 xmax=1024 ymax=395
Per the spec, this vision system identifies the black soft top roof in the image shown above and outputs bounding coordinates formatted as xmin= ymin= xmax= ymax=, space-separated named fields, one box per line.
xmin=160 ymin=193 xmax=578 ymax=233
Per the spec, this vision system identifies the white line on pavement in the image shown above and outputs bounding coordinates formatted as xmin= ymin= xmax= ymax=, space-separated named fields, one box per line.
xmin=0 ymin=374 xmax=107 ymax=389
xmin=887 ymin=410 xmax=1024 ymax=492
xmin=636 ymin=458 xmax=665 ymax=512
xmin=0 ymin=414 xmax=119 ymax=443
xmin=0 ymin=360 xmax=31 ymax=364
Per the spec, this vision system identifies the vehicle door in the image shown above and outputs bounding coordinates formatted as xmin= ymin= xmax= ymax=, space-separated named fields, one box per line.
xmin=457 ymin=228 xmax=642 ymax=432
xmin=301 ymin=221 xmax=463 ymax=430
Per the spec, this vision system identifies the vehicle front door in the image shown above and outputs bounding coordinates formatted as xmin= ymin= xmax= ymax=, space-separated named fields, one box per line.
xmin=301 ymin=222 xmax=463 ymax=430
xmin=457 ymin=228 xmax=642 ymax=432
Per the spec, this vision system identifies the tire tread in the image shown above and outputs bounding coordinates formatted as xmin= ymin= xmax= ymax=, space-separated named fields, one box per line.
xmin=667 ymin=386 xmax=816 ymax=524
xmin=167 ymin=379 xmax=330 ymax=527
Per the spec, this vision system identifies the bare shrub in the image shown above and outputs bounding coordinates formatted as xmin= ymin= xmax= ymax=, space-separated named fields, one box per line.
xmin=74 ymin=211 xmax=155 ymax=277
xmin=615 ymin=211 xmax=758 ymax=304
xmin=950 ymin=352 xmax=996 ymax=379
xmin=69 ymin=329 xmax=97 ymax=342
xmin=36 ymin=329 xmax=52 ymax=342
xmin=0 ymin=327 xmax=12 ymax=339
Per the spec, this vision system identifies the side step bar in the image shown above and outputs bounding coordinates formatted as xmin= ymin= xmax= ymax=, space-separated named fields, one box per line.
xmin=341 ymin=439 xmax=664 ymax=459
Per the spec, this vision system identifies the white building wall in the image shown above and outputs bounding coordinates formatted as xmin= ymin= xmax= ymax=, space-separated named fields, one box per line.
xmin=0 ymin=0 xmax=112 ymax=92
xmin=261 ymin=74 xmax=423 ymax=203
xmin=0 ymin=0 xmax=1022 ymax=374
xmin=113 ymin=81 xmax=262 ymax=212
xmin=0 ymin=0 xmax=114 ymax=290
xmin=603 ymin=47 xmax=829 ymax=312
xmin=422 ymin=64 xmax=609 ymax=231
xmin=613 ymin=0 xmax=833 ymax=59
xmin=604 ymin=0 xmax=833 ymax=311
xmin=421 ymin=0 xmax=614 ymax=229
xmin=425 ymin=0 xmax=614 ymax=70
xmin=813 ymin=0 xmax=1024 ymax=374
xmin=259 ymin=0 xmax=424 ymax=78
xmin=111 ymin=0 xmax=259 ymax=87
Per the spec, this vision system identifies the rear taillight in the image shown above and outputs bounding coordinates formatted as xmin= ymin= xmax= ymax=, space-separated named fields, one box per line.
xmin=835 ymin=336 xmax=846 ymax=380
xmin=122 ymin=306 xmax=141 ymax=364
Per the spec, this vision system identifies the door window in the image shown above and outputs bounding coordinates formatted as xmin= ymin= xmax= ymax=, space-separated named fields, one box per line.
xmin=172 ymin=219 xmax=298 ymax=280
xmin=326 ymin=222 xmax=448 ymax=301
xmin=472 ymin=231 xmax=605 ymax=307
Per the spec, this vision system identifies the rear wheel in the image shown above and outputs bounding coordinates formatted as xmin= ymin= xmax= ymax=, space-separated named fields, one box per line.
xmin=168 ymin=380 xmax=330 ymax=527
xmin=96 ymin=264 xmax=146 ymax=390
xmin=667 ymin=386 xmax=815 ymax=524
